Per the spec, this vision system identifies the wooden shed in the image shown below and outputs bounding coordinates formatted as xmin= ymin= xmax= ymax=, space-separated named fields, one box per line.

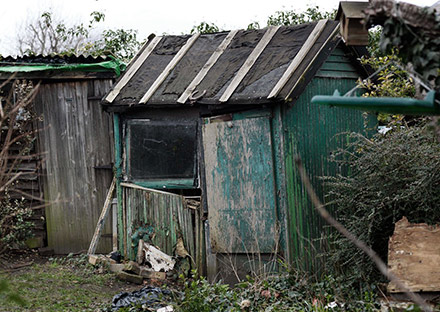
xmin=0 ymin=55 xmax=123 ymax=254
xmin=102 ymin=19 xmax=375 ymax=282
xmin=336 ymin=1 xmax=370 ymax=46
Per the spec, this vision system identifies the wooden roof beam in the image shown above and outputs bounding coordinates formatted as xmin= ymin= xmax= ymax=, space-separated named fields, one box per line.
xmin=139 ymin=33 xmax=200 ymax=104
xmin=105 ymin=36 xmax=162 ymax=103
xmin=219 ymin=26 xmax=280 ymax=103
xmin=284 ymin=22 xmax=340 ymax=101
xmin=177 ymin=30 xmax=239 ymax=104
xmin=268 ymin=19 xmax=328 ymax=100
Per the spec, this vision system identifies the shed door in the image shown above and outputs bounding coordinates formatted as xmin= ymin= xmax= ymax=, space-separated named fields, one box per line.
xmin=202 ymin=113 xmax=277 ymax=253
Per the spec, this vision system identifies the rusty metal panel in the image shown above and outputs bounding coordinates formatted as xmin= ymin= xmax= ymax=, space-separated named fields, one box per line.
xmin=202 ymin=114 xmax=277 ymax=254
xmin=121 ymin=184 xmax=199 ymax=265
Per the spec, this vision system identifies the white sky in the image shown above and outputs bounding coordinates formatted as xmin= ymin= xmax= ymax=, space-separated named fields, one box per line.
xmin=0 ymin=0 xmax=436 ymax=56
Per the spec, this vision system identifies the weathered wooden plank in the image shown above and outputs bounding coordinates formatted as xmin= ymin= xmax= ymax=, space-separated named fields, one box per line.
xmin=268 ymin=20 xmax=328 ymax=99
xmin=120 ymin=184 xmax=198 ymax=262
xmin=120 ymin=182 xmax=182 ymax=197
xmin=220 ymin=26 xmax=280 ymax=103
xmin=283 ymin=22 xmax=340 ymax=101
xmin=34 ymin=80 xmax=114 ymax=254
xmin=105 ymin=36 xmax=162 ymax=103
xmin=195 ymin=208 xmax=200 ymax=270
xmin=177 ymin=30 xmax=239 ymax=104
xmin=388 ymin=217 xmax=440 ymax=293
xmin=88 ymin=177 xmax=116 ymax=255
xmin=139 ymin=33 xmax=201 ymax=104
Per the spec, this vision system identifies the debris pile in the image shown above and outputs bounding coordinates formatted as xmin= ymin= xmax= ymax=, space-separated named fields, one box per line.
xmin=88 ymin=238 xmax=190 ymax=285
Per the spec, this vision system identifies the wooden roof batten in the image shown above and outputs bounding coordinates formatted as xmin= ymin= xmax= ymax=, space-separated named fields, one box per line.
xmin=268 ymin=19 xmax=328 ymax=99
xmin=219 ymin=25 xmax=281 ymax=103
xmin=139 ymin=33 xmax=201 ymax=104
xmin=105 ymin=36 xmax=162 ymax=103
xmin=177 ymin=30 xmax=239 ymax=104
xmin=284 ymin=21 xmax=340 ymax=101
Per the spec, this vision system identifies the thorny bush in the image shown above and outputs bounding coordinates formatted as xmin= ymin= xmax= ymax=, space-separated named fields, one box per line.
xmin=0 ymin=80 xmax=38 ymax=253
xmin=323 ymin=122 xmax=440 ymax=285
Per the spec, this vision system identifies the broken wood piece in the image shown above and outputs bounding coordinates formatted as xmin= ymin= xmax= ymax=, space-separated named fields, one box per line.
xmin=124 ymin=261 xmax=141 ymax=275
xmin=142 ymin=242 xmax=176 ymax=272
xmin=139 ymin=268 xmax=166 ymax=280
xmin=88 ymin=255 xmax=100 ymax=266
xmin=88 ymin=254 xmax=116 ymax=266
xmin=87 ymin=177 xmax=116 ymax=255
xmin=109 ymin=263 xmax=125 ymax=274
xmin=185 ymin=199 xmax=201 ymax=210
xmin=388 ymin=216 xmax=440 ymax=293
xmin=116 ymin=271 xmax=143 ymax=284
xmin=123 ymin=260 xmax=166 ymax=280
xmin=137 ymin=239 xmax=144 ymax=265
xmin=175 ymin=237 xmax=190 ymax=258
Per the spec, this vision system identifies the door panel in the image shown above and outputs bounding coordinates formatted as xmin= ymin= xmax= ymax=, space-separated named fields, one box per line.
xmin=203 ymin=114 xmax=277 ymax=253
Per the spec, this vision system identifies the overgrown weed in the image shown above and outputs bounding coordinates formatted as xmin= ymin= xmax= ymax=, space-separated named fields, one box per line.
xmin=176 ymin=267 xmax=380 ymax=311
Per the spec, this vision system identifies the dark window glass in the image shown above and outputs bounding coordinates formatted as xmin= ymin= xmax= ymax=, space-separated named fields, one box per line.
xmin=127 ymin=120 xmax=197 ymax=180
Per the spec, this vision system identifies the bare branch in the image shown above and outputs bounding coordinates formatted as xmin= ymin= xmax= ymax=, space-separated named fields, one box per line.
xmin=0 ymin=172 xmax=23 ymax=193
xmin=294 ymin=156 xmax=432 ymax=312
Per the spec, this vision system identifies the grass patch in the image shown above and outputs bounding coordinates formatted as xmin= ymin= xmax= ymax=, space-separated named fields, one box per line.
xmin=0 ymin=254 xmax=136 ymax=312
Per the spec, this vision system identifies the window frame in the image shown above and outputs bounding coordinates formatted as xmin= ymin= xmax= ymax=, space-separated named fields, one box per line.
xmin=124 ymin=118 xmax=198 ymax=189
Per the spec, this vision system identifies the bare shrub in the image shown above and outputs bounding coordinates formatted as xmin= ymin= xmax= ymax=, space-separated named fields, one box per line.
xmin=0 ymin=79 xmax=40 ymax=253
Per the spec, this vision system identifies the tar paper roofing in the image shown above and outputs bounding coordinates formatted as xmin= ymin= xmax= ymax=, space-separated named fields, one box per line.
xmin=103 ymin=19 xmax=341 ymax=108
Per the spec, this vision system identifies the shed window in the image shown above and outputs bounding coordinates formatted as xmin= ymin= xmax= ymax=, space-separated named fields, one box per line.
xmin=127 ymin=120 xmax=197 ymax=181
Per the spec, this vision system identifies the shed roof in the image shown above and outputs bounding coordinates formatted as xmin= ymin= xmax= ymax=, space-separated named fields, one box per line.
xmin=103 ymin=20 xmax=345 ymax=109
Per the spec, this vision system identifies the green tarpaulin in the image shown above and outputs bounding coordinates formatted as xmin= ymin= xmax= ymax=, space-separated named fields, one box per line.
xmin=0 ymin=58 xmax=126 ymax=76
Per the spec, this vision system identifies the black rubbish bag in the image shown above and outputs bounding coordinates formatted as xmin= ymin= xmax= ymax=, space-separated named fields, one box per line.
xmin=111 ymin=286 xmax=172 ymax=311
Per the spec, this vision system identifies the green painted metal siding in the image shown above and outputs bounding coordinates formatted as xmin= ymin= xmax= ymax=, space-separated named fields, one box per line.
xmin=281 ymin=75 xmax=375 ymax=271
xmin=315 ymin=47 xmax=360 ymax=79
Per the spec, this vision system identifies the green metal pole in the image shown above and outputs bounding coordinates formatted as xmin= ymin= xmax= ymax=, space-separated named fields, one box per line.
xmin=113 ymin=113 xmax=124 ymax=255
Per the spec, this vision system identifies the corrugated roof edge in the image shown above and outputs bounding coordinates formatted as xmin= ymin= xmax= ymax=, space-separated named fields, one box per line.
xmin=0 ymin=54 xmax=110 ymax=65
xmin=0 ymin=55 xmax=126 ymax=77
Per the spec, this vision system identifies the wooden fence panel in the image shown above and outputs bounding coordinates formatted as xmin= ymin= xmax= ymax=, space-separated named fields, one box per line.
xmin=34 ymin=80 xmax=114 ymax=253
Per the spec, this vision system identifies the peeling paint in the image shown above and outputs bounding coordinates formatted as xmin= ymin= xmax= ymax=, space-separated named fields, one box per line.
xmin=203 ymin=113 xmax=278 ymax=254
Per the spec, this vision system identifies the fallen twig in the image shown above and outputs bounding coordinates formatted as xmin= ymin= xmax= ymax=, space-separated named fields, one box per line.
xmin=1 ymin=261 xmax=34 ymax=273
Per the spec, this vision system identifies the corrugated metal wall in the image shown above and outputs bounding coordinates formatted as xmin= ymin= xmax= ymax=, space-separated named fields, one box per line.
xmin=280 ymin=49 xmax=376 ymax=271
xmin=34 ymin=80 xmax=114 ymax=254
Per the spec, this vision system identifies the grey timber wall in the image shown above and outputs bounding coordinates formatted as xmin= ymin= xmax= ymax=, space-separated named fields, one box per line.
xmin=34 ymin=79 xmax=114 ymax=254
